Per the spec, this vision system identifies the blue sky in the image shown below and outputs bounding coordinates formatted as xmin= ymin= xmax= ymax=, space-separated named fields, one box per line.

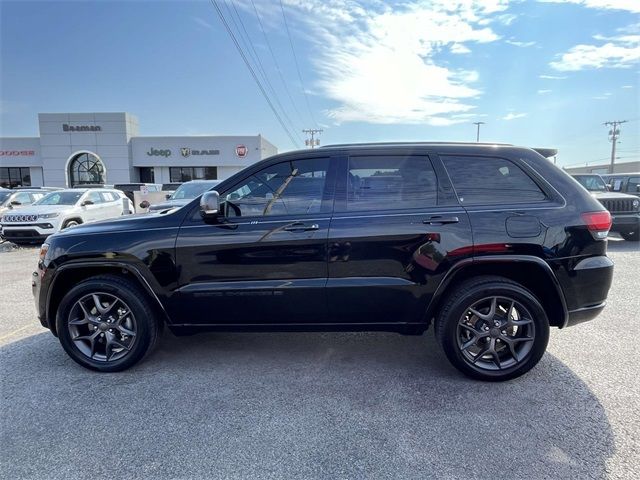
xmin=1 ymin=0 xmax=638 ymax=167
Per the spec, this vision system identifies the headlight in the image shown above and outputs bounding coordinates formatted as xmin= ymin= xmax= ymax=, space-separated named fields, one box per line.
xmin=38 ymin=212 xmax=60 ymax=219
xmin=39 ymin=243 xmax=49 ymax=262
xmin=633 ymin=199 xmax=639 ymax=210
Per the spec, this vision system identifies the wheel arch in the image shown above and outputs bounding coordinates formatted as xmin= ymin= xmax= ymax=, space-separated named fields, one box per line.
xmin=47 ymin=262 xmax=170 ymax=336
xmin=426 ymin=256 xmax=568 ymax=328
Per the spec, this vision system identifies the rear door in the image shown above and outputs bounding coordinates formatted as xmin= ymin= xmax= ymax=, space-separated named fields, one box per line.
xmin=326 ymin=150 xmax=472 ymax=325
xmin=82 ymin=191 xmax=105 ymax=222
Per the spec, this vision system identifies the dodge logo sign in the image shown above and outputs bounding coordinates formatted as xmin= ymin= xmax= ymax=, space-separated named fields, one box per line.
xmin=236 ymin=145 xmax=248 ymax=158
xmin=181 ymin=148 xmax=191 ymax=157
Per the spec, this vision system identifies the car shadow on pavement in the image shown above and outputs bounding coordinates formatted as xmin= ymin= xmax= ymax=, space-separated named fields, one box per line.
xmin=1 ymin=330 xmax=614 ymax=479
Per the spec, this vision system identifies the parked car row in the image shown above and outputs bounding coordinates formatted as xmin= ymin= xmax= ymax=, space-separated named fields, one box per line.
xmin=572 ymin=173 xmax=640 ymax=241
xmin=1 ymin=188 xmax=133 ymax=243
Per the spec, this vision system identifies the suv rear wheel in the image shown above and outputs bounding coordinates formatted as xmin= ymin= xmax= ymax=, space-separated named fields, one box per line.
xmin=56 ymin=275 xmax=160 ymax=372
xmin=435 ymin=276 xmax=549 ymax=381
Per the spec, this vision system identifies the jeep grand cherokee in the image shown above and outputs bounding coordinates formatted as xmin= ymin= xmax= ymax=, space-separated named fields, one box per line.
xmin=33 ymin=143 xmax=614 ymax=381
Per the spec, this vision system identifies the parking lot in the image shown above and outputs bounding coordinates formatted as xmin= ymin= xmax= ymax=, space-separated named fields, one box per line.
xmin=0 ymin=238 xmax=638 ymax=479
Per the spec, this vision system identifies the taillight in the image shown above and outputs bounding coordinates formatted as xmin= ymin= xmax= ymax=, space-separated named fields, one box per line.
xmin=581 ymin=211 xmax=612 ymax=240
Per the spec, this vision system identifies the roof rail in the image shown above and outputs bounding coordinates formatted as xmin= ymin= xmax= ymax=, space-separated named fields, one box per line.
xmin=320 ymin=141 xmax=513 ymax=148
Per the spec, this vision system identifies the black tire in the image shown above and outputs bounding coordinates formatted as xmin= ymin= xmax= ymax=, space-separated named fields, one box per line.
xmin=620 ymin=230 xmax=639 ymax=241
xmin=62 ymin=219 xmax=81 ymax=229
xmin=56 ymin=275 xmax=160 ymax=372
xmin=435 ymin=276 xmax=549 ymax=381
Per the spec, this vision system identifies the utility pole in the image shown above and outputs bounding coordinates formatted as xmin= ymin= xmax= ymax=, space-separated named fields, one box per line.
xmin=303 ymin=129 xmax=323 ymax=148
xmin=604 ymin=120 xmax=627 ymax=173
xmin=473 ymin=122 xmax=485 ymax=142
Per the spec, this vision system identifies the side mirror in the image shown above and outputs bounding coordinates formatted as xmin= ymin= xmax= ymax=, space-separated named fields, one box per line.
xmin=200 ymin=191 xmax=220 ymax=219
xmin=165 ymin=194 xmax=172 ymax=200
xmin=81 ymin=200 xmax=94 ymax=206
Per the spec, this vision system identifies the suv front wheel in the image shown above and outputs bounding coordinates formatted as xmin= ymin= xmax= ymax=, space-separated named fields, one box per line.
xmin=435 ymin=276 xmax=550 ymax=381
xmin=56 ymin=275 xmax=160 ymax=372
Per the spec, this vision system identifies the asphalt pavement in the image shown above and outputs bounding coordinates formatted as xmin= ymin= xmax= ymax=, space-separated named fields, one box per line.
xmin=0 ymin=238 xmax=638 ymax=479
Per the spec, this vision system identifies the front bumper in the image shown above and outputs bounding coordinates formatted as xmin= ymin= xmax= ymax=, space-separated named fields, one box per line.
xmin=1 ymin=222 xmax=57 ymax=242
xmin=610 ymin=213 xmax=640 ymax=234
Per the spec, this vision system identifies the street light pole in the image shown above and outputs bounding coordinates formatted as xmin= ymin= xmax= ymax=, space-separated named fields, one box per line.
xmin=473 ymin=122 xmax=485 ymax=142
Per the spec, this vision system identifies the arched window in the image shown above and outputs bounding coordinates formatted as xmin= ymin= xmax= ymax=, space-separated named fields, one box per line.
xmin=69 ymin=152 xmax=105 ymax=187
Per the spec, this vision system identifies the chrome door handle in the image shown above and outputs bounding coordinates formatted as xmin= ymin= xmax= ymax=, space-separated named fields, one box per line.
xmin=283 ymin=222 xmax=319 ymax=232
xmin=423 ymin=216 xmax=459 ymax=225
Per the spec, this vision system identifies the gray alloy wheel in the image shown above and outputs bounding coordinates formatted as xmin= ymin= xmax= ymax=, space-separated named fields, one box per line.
xmin=457 ymin=296 xmax=535 ymax=371
xmin=435 ymin=276 xmax=549 ymax=381
xmin=56 ymin=275 xmax=160 ymax=372
xmin=67 ymin=292 xmax=137 ymax=362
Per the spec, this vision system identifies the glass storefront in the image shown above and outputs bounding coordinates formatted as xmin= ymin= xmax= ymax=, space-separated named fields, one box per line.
xmin=0 ymin=167 xmax=31 ymax=188
xmin=169 ymin=167 xmax=217 ymax=182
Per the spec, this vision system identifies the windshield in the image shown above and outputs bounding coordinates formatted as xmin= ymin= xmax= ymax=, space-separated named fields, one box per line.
xmin=171 ymin=182 xmax=217 ymax=200
xmin=34 ymin=191 xmax=83 ymax=206
xmin=574 ymin=175 xmax=608 ymax=192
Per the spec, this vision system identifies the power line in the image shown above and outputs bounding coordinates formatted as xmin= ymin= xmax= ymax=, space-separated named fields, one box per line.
xmin=209 ymin=0 xmax=300 ymax=148
xmin=225 ymin=0 xmax=303 ymax=145
xmin=250 ymin=0 xmax=306 ymax=128
xmin=279 ymin=0 xmax=317 ymax=128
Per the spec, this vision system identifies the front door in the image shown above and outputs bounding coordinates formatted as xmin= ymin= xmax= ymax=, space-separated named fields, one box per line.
xmin=327 ymin=152 xmax=472 ymax=325
xmin=172 ymin=156 xmax=336 ymax=326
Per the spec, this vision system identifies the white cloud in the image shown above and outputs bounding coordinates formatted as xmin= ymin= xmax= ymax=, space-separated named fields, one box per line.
xmin=537 ymin=89 xmax=552 ymax=94
xmin=270 ymin=0 xmax=510 ymax=125
xmin=550 ymin=32 xmax=640 ymax=71
xmin=539 ymin=74 xmax=568 ymax=79
xmin=538 ymin=0 xmax=640 ymax=13
xmin=621 ymin=85 xmax=634 ymax=88
xmin=503 ymin=112 xmax=527 ymax=120
xmin=450 ymin=43 xmax=472 ymax=54
xmin=506 ymin=40 xmax=537 ymax=47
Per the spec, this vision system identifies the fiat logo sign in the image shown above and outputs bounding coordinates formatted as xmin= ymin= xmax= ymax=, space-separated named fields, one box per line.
xmin=235 ymin=145 xmax=248 ymax=158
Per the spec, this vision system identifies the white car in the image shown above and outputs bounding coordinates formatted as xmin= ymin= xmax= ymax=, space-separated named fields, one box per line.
xmin=0 ymin=188 xmax=133 ymax=243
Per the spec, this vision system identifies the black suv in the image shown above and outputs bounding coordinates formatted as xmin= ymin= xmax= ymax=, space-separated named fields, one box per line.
xmin=33 ymin=143 xmax=614 ymax=381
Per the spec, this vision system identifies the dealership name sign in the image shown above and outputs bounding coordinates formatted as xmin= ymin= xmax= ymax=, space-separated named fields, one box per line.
xmin=62 ymin=124 xmax=102 ymax=132
xmin=0 ymin=150 xmax=36 ymax=156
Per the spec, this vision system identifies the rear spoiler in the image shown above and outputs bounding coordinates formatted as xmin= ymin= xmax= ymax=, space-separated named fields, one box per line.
xmin=533 ymin=148 xmax=557 ymax=158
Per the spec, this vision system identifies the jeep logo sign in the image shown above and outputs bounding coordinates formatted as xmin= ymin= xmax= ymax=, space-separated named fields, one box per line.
xmin=236 ymin=145 xmax=248 ymax=158
xmin=62 ymin=124 xmax=102 ymax=132
xmin=180 ymin=148 xmax=220 ymax=158
xmin=146 ymin=148 xmax=172 ymax=157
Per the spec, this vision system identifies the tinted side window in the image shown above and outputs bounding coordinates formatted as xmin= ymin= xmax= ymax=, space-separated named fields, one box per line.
xmin=442 ymin=155 xmax=546 ymax=205
xmin=224 ymin=158 xmax=328 ymax=217
xmin=628 ymin=177 xmax=640 ymax=193
xmin=346 ymin=156 xmax=437 ymax=211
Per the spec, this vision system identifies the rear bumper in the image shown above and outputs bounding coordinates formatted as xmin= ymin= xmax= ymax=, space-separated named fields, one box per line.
xmin=566 ymin=302 xmax=606 ymax=327
xmin=553 ymin=255 xmax=614 ymax=328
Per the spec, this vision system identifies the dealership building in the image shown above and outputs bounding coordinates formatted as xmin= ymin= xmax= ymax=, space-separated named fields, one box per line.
xmin=0 ymin=112 xmax=278 ymax=188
